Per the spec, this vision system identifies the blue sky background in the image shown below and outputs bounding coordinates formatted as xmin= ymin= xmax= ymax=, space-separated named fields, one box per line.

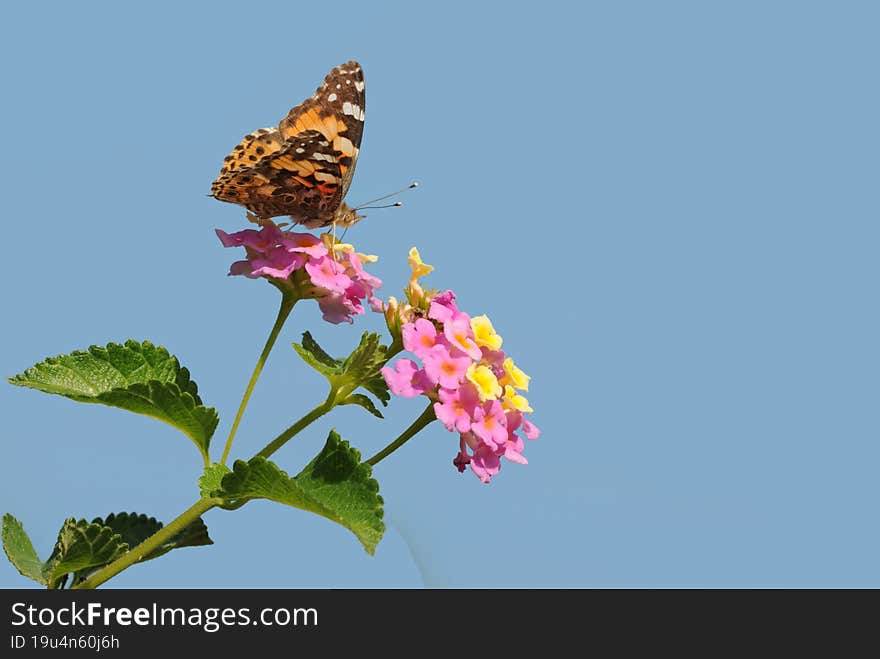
xmin=1 ymin=1 xmax=878 ymax=588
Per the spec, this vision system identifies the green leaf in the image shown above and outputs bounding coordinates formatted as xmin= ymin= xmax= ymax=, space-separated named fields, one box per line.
xmin=212 ymin=431 xmax=385 ymax=554
xmin=3 ymin=512 xmax=213 ymax=588
xmin=9 ymin=340 xmax=218 ymax=459
xmin=361 ymin=374 xmax=391 ymax=406
xmin=199 ymin=463 xmax=231 ymax=498
xmin=292 ymin=332 xmax=390 ymax=413
xmin=2 ymin=514 xmax=45 ymax=584
xmin=43 ymin=519 xmax=129 ymax=589
xmin=340 ymin=393 xmax=383 ymax=418
xmin=341 ymin=333 xmax=388 ymax=382
xmin=91 ymin=512 xmax=213 ymax=562
xmin=301 ymin=332 xmax=340 ymax=369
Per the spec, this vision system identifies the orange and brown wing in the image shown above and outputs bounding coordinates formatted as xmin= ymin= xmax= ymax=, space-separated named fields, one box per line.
xmin=210 ymin=62 xmax=366 ymax=223
xmin=278 ymin=61 xmax=365 ymax=199
xmin=214 ymin=127 xmax=284 ymax=179
xmin=211 ymin=130 xmax=346 ymax=225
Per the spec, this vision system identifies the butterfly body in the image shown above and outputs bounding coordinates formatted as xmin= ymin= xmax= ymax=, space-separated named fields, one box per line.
xmin=211 ymin=61 xmax=365 ymax=228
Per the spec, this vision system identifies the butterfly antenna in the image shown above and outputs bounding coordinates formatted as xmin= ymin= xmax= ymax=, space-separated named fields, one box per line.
xmin=356 ymin=202 xmax=403 ymax=210
xmin=354 ymin=182 xmax=419 ymax=210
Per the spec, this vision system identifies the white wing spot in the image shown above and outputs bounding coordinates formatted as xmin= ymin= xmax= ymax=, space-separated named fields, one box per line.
xmin=295 ymin=148 xmax=305 ymax=154
xmin=327 ymin=93 xmax=337 ymax=102
xmin=336 ymin=83 xmax=341 ymax=89
xmin=355 ymin=80 xmax=365 ymax=92
xmin=314 ymin=171 xmax=337 ymax=183
xmin=341 ymin=103 xmax=364 ymax=120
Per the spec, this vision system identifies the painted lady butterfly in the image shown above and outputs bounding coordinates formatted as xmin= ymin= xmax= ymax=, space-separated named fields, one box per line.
xmin=211 ymin=61 xmax=365 ymax=228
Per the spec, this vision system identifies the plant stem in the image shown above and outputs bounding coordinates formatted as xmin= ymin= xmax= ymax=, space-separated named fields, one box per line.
xmin=72 ymin=498 xmax=218 ymax=590
xmin=255 ymin=395 xmax=335 ymax=460
xmin=365 ymin=402 xmax=437 ymax=466
xmin=220 ymin=293 xmax=297 ymax=465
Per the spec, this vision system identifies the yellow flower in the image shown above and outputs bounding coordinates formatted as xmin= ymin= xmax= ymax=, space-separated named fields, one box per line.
xmin=502 ymin=385 xmax=533 ymax=413
xmin=499 ymin=357 xmax=530 ymax=391
xmin=407 ymin=247 xmax=434 ymax=283
xmin=471 ymin=315 xmax=503 ymax=351
xmin=466 ymin=364 xmax=502 ymax=401
xmin=321 ymin=233 xmax=354 ymax=255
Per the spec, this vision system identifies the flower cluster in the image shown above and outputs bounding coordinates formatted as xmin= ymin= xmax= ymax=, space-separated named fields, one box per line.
xmin=381 ymin=249 xmax=540 ymax=483
xmin=216 ymin=220 xmax=382 ymax=324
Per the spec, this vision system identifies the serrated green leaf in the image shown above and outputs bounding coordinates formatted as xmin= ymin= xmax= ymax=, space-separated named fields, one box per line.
xmin=301 ymin=332 xmax=340 ymax=369
xmin=43 ymin=519 xmax=129 ymax=588
xmin=91 ymin=512 xmax=212 ymax=562
xmin=340 ymin=393 xmax=384 ymax=418
xmin=342 ymin=333 xmax=387 ymax=381
xmin=2 ymin=514 xmax=45 ymax=584
xmin=361 ymin=374 xmax=391 ymax=406
xmin=293 ymin=332 xmax=391 ymax=413
xmin=9 ymin=340 xmax=217 ymax=459
xmin=292 ymin=342 xmax=338 ymax=380
xmin=97 ymin=381 xmax=217 ymax=455
xmin=199 ymin=463 xmax=232 ymax=498
xmin=10 ymin=340 xmax=188 ymax=398
xmin=214 ymin=432 xmax=385 ymax=554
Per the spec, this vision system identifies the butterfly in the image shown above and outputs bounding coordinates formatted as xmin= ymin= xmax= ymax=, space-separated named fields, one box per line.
xmin=211 ymin=61 xmax=366 ymax=228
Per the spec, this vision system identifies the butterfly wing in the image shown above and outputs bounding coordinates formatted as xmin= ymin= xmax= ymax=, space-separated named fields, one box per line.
xmin=211 ymin=61 xmax=366 ymax=225
xmin=214 ymin=127 xmax=284 ymax=178
xmin=278 ymin=61 xmax=365 ymax=201
xmin=211 ymin=130 xmax=347 ymax=225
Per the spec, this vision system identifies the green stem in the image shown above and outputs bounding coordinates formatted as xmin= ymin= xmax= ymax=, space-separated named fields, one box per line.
xmin=255 ymin=395 xmax=335 ymax=460
xmin=365 ymin=402 xmax=436 ymax=466
xmin=251 ymin=334 xmax=405 ymax=462
xmin=72 ymin=498 xmax=218 ymax=590
xmin=220 ymin=293 xmax=297 ymax=465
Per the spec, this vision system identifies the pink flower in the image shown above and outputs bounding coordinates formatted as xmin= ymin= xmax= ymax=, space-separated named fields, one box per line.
xmin=503 ymin=434 xmax=528 ymax=465
xmin=480 ymin=347 xmax=507 ymax=380
xmin=469 ymin=443 xmax=502 ymax=484
xmin=382 ymin=359 xmax=431 ymax=397
xmin=216 ymin=224 xmax=284 ymax=251
xmin=347 ymin=252 xmax=383 ymax=291
xmin=422 ymin=344 xmax=471 ymax=389
xmin=250 ymin=249 xmax=307 ymax=279
xmin=443 ymin=313 xmax=482 ymax=360
xmin=305 ymin=256 xmax=352 ymax=294
xmin=471 ymin=400 xmax=508 ymax=449
xmin=428 ymin=290 xmax=459 ymax=323
xmin=403 ymin=318 xmax=441 ymax=358
xmin=521 ymin=418 xmax=541 ymax=440
xmin=378 ymin=261 xmax=540 ymax=484
xmin=318 ymin=293 xmax=359 ymax=325
xmin=229 ymin=260 xmax=256 ymax=277
xmin=281 ymin=231 xmax=325 ymax=258
xmin=217 ymin=221 xmax=382 ymax=325
xmin=433 ymin=383 xmax=480 ymax=433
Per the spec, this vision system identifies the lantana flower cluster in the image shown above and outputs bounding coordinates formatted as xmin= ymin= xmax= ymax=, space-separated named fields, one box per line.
xmin=381 ymin=249 xmax=540 ymax=483
xmin=216 ymin=220 xmax=382 ymax=324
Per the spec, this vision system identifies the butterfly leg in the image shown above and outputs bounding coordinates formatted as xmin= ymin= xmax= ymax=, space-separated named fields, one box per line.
xmin=330 ymin=221 xmax=339 ymax=262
